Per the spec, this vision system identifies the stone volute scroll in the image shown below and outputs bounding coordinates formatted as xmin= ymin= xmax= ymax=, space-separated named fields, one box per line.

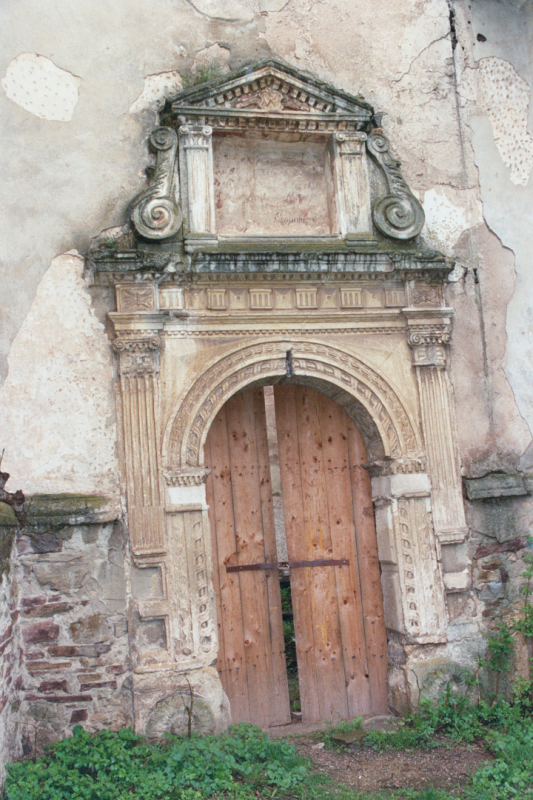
xmin=131 ymin=127 xmax=182 ymax=240
xmin=366 ymin=132 xmax=425 ymax=240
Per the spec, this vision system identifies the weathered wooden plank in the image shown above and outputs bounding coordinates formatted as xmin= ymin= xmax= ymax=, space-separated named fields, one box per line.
xmin=254 ymin=389 xmax=290 ymax=723
xmin=316 ymin=390 xmax=372 ymax=716
xmin=205 ymin=406 xmax=250 ymax=723
xmin=274 ymin=384 xmax=321 ymax=723
xmin=347 ymin=418 xmax=389 ymax=714
xmin=293 ymin=386 xmax=348 ymax=722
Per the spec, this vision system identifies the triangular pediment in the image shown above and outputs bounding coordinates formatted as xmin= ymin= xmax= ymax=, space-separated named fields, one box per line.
xmin=170 ymin=59 xmax=375 ymax=128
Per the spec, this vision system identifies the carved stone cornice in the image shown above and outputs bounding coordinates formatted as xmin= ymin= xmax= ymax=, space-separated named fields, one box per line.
xmin=131 ymin=128 xmax=182 ymax=241
xmin=113 ymin=336 xmax=162 ymax=376
xmin=365 ymin=457 xmax=427 ymax=479
xmin=163 ymin=468 xmax=211 ymax=487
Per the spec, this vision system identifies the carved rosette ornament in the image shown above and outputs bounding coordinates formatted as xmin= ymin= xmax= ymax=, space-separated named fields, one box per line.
xmin=366 ymin=133 xmax=425 ymax=240
xmin=131 ymin=127 xmax=182 ymax=240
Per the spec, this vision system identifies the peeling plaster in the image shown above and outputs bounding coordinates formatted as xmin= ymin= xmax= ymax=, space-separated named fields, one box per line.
xmin=2 ymin=53 xmax=80 ymax=121
xmin=422 ymin=187 xmax=483 ymax=253
xmin=469 ymin=57 xmax=533 ymax=186
xmin=0 ymin=252 xmax=119 ymax=497
xmin=130 ymin=70 xmax=184 ymax=114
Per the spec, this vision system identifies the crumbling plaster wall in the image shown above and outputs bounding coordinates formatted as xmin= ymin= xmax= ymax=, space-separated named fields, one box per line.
xmin=1 ymin=0 xmax=530 ymax=489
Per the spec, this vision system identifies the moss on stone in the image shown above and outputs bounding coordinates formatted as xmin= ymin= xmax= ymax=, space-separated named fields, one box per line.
xmin=26 ymin=494 xmax=114 ymax=529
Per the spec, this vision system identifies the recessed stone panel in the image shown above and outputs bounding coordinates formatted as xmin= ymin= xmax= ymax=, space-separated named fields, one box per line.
xmin=213 ymin=134 xmax=337 ymax=237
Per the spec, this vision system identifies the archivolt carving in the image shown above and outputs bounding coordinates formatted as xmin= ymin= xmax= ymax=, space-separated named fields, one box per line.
xmin=163 ymin=340 xmax=421 ymax=470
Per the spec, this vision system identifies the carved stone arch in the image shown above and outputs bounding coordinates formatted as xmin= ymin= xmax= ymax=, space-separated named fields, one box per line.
xmin=162 ymin=339 xmax=422 ymax=471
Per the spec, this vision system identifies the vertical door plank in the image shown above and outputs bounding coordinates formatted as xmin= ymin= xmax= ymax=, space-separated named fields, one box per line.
xmin=347 ymin=418 xmax=389 ymax=714
xmin=253 ymin=389 xmax=291 ymax=722
xmin=274 ymin=384 xmax=321 ymax=722
xmin=205 ymin=406 xmax=250 ymax=723
xmin=292 ymin=386 xmax=348 ymax=721
xmin=316 ymin=391 xmax=373 ymax=716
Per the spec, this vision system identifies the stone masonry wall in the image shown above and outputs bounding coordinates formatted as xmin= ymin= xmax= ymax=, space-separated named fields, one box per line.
xmin=0 ymin=497 xmax=133 ymax=779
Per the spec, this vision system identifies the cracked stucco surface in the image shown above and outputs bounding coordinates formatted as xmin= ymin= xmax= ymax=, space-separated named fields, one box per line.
xmin=0 ymin=0 xmax=531 ymax=489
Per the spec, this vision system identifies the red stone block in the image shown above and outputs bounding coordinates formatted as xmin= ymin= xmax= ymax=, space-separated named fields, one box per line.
xmin=24 ymin=602 xmax=73 ymax=618
xmin=48 ymin=645 xmax=80 ymax=658
xmin=27 ymin=661 xmax=72 ymax=673
xmin=24 ymin=694 xmax=92 ymax=703
xmin=79 ymin=680 xmax=117 ymax=691
xmin=105 ymin=665 xmax=126 ymax=675
xmin=22 ymin=621 xmax=60 ymax=644
xmin=20 ymin=596 xmax=47 ymax=608
xmin=70 ymin=709 xmax=88 ymax=723
xmin=38 ymin=680 xmax=68 ymax=693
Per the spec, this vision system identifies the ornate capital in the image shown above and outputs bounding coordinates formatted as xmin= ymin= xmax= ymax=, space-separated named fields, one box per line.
xmin=365 ymin=457 xmax=427 ymax=479
xmin=113 ymin=336 xmax=162 ymax=376
xmin=408 ymin=325 xmax=451 ymax=368
xmin=179 ymin=124 xmax=213 ymax=149
xmin=366 ymin=132 xmax=425 ymax=240
xmin=335 ymin=131 xmax=367 ymax=155
xmin=131 ymin=127 xmax=182 ymax=241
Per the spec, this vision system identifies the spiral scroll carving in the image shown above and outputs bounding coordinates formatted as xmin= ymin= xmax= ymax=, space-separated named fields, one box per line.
xmin=367 ymin=133 xmax=425 ymax=240
xmin=131 ymin=127 xmax=183 ymax=241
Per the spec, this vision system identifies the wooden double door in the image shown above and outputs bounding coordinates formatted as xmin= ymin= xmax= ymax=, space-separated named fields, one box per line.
xmin=205 ymin=384 xmax=388 ymax=727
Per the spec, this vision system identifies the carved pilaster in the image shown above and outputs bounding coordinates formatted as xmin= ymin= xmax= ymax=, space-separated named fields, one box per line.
xmin=179 ymin=124 xmax=216 ymax=239
xmin=371 ymin=470 xmax=447 ymax=643
xmin=113 ymin=336 xmax=166 ymax=556
xmin=334 ymin=132 xmax=372 ymax=237
xmin=406 ymin=319 xmax=468 ymax=544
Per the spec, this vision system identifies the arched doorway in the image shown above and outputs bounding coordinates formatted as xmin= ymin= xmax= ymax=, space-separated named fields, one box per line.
xmin=204 ymin=383 xmax=388 ymax=726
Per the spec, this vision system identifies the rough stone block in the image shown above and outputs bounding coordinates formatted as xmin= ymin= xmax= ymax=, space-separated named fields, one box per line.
xmin=48 ymin=645 xmax=79 ymax=657
xmin=22 ymin=621 xmax=60 ymax=644
xmin=23 ymin=602 xmax=73 ymax=617
xmin=79 ymin=680 xmax=117 ymax=691
xmin=27 ymin=661 xmax=72 ymax=673
xmin=70 ymin=709 xmax=88 ymax=723
xmin=38 ymin=680 xmax=68 ymax=693
xmin=70 ymin=614 xmax=112 ymax=644
xmin=464 ymin=473 xmax=528 ymax=500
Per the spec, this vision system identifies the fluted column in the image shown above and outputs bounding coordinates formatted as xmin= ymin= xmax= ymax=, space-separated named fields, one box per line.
xmin=179 ymin=124 xmax=216 ymax=239
xmin=113 ymin=336 xmax=166 ymax=557
xmin=407 ymin=318 xmax=468 ymax=544
xmin=334 ymin=131 xmax=372 ymax=237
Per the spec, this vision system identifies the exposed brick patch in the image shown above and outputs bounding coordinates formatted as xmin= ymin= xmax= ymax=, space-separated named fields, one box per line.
xmin=23 ymin=621 xmax=60 ymax=644
xmin=38 ymin=680 xmax=69 ymax=693
xmin=79 ymin=680 xmax=117 ymax=691
xmin=27 ymin=661 xmax=72 ymax=674
xmin=70 ymin=709 xmax=88 ymax=723
xmin=106 ymin=665 xmax=126 ymax=675
xmin=23 ymin=602 xmax=74 ymax=618
xmin=474 ymin=537 xmax=528 ymax=560
xmin=48 ymin=645 xmax=79 ymax=658
xmin=24 ymin=694 xmax=92 ymax=703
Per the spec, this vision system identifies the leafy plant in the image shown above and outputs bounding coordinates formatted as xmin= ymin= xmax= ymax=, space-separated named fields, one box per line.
xmin=180 ymin=61 xmax=225 ymax=89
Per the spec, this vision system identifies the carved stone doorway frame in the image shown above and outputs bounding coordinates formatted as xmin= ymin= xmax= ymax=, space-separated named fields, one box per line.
xmin=88 ymin=59 xmax=470 ymax=731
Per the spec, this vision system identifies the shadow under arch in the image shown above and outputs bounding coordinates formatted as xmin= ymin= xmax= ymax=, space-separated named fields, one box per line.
xmin=162 ymin=339 xmax=422 ymax=471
